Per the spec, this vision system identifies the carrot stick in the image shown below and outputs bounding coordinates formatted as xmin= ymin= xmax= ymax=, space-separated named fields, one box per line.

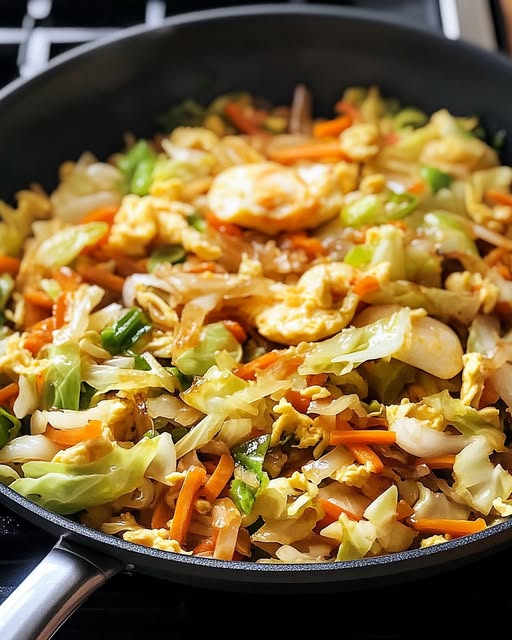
xmin=283 ymin=231 xmax=325 ymax=259
xmin=193 ymin=536 xmax=216 ymax=555
xmin=53 ymin=293 xmax=68 ymax=328
xmin=24 ymin=317 xmax=56 ymax=355
xmin=24 ymin=290 xmax=55 ymax=310
xmin=0 ymin=382 xmax=19 ymax=406
xmin=0 ymin=255 xmax=21 ymax=277
xmin=352 ymin=275 xmax=380 ymax=297
xmin=268 ymin=141 xmax=348 ymax=164
xmin=76 ymin=263 xmax=125 ymax=294
xmin=410 ymin=517 xmax=486 ymax=537
xmin=224 ymin=102 xmax=267 ymax=136
xmin=313 ymin=115 xmax=352 ymax=138
xmin=319 ymin=497 xmax=361 ymax=522
xmin=233 ymin=350 xmax=283 ymax=380
xmin=52 ymin=267 xmax=82 ymax=292
xmin=223 ymin=320 xmax=248 ymax=344
xmin=396 ymin=500 xmax=414 ymax=521
xmin=330 ymin=429 xmax=396 ymax=446
xmin=415 ymin=454 xmax=456 ymax=470
xmin=334 ymin=99 xmax=361 ymax=120
xmin=407 ymin=180 xmax=427 ymax=195
xmin=206 ymin=211 xmax=243 ymax=237
xmin=333 ymin=419 xmax=386 ymax=473
xmin=203 ymin=454 xmax=235 ymax=502
xmin=169 ymin=465 xmax=207 ymax=546
xmin=485 ymin=190 xmax=512 ymax=206
xmin=81 ymin=205 xmax=119 ymax=225
xmin=150 ymin=488 xmax=173 ymax=529
xmin=45 ymin=419 xmax=103 ymax=447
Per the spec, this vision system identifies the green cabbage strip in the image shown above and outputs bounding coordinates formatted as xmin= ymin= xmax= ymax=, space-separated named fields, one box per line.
xmin=10 ymin=436 xmax=160 ymax=515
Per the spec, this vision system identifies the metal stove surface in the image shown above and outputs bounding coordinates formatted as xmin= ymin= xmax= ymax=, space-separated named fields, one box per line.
xmin=0 ymin=1 xmax=510 ymax=638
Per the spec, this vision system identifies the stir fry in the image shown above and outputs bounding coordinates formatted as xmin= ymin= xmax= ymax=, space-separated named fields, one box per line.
xmin=1 ymin=84 xmax=512 ymax=564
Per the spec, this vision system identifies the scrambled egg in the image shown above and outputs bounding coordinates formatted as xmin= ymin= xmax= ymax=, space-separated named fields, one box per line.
xmin=207 ymin=161 xmax=347 ymax=234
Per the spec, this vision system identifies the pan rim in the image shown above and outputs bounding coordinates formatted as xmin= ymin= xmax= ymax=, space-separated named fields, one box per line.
xmin=1 ymin=1 xmax=512 ymax=581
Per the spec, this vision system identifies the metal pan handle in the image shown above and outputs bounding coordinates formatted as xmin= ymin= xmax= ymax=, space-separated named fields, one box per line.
xmin=0 ymin=536 xmax=123 ymax=640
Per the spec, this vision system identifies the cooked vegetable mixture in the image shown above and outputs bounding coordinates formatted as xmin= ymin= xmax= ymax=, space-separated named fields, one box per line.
xmin=1 ymin=85 xmax=512 ymax=563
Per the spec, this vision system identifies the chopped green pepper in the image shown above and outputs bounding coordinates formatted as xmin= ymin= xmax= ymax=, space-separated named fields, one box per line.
xmin=148 ymin=244 xmax=187 ymax=272
xmin=229 ymin=434 xmax=270 ymax=514
xmin=117 ymin=140 xmax=157 ymax=196
xmin=101 ymin=308 xmax=152 ymax=356
xmin=420 ymin=165 xmax=453 ymax=192
xmin=0 ymin=406 xmax=21 ymax=449
xmin=393 ymin=107 xmax=428 ymax=130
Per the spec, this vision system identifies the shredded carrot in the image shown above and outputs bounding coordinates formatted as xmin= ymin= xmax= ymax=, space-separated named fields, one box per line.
xmin=23 ymin=290 xmax=54 ymax=310
xmin=81 ymin=204 xmax=119 ymax=225
xmin=285 ymin=389 xmax=311 ymax=414
xmin=333 ymin=418 xmax=386 ymax=474
xmin=150 ymin=488 xmax=173 ymax=529
xmin=170 ymin=465 xmax=207 ymax=545
xmin=268 ymin=141 xmax=348 ymax=164
xmin=0 ymin=255 xmax=21 ymax=277
xmin=485 ymin=190 xmax=512 ymax=206
xmin=45 ymin=419 xmax=103 ymax=447
xmin=319 ymin=498 xmax=361 ymax=523
xmin=23 ymin=299 xmax=51 ymax=330
xmin=383 ymin=132 xmax=400 ymax=145
xmin=24 ymin=317 xmax=56 ymax=355
xmin=313 ymin=114 xmax=352 ymax=138
xmin=223 ymin=320 xmax=248 ymax=344
xmin=330 ymin=429 xmax=396 ymax=446
xmin=0 ymin=382 xmax=19 ymax=406
xmin=410 ymin=517 xmax=486 ymax=538
xmin=393 ymin=500 xmax=413 ymax=521
xmin=206 ymin=211 xmax=243 ymax=237
xmin=233 ymin=349 xmax=284 ymax=380
xmin=334 ymin=99 xmax=361 ymax=120
xmin=76 ymin=263 xmax=125 ymax=293
xmin=203 ymin=454 xmax=235 ymax=502
xmin=224 ymin=101 xmax=268 ymax=136
xmin=193 ymin=537 xmax=216 ymax=555
xmin=183 ymin=261 xmax=219 ymax=274
xmin=352 ymin=275 xmax=380 ymax=297
xmin=415 ymin=454 xmax=456 ymax=470
xmin=283 ymin=231 xmax=325 ymax=259
xmin=407 ymin=180 xmax=427 ymax=195
xmin=306 ymin=373 xmax=328 ymax=386
xmin=52 ymin=267 xmax=82 ymax=292
xmin=52 ymin=293 xmax=68 ymax=328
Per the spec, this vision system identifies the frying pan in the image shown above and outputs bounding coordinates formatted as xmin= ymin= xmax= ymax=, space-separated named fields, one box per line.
xmin=1 ymin=4 xmax=512 ymax=638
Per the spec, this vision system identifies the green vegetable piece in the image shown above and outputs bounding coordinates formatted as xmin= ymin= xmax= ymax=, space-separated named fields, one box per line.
xmin=158 ymin=99 xmax=206 ymax=133
xmin=117 ymin=140 xmax=155 ymax=178
xmin=166 ymin=366 xmax=193 ymax=391
xmin=174 ymin=322 xmax=242 ymax=376
xmin=0 ymin=274 xmax=14 ymax=311
xmin=361 ymin=359 xmax=415 ymax=404
xmin=79 ymin=382 xmax=97 ymax=410
xmin=170 ymin=426 xmax=188 ymax=443
xmin=43 ymin=342 xmax=82 ymax=411
xmin=148 ymin=244 xmax=187 ymax=272
xmin=343 ymin=245 xmax=373 ymax=268
xmin=0 ymin=406 xmax=21 ymax=449
xmin=101 ymin=308 xmax=152 ymax=356
xmin=341 ymin=194 xmax=384 ymax=227
xmin=187 ymin=212 xmax=207 ymax=232
xmin=36 ymin=222 xmax=109 ymax=269
xmin=130 ymin=156 xmax=157 ymax=196
xmin=393 ymin=107 xmax=428 ymax=130
xmin=230 ymin=434 xmax=271 ymax=515
xmin=385 ymin=191 xmax=418 ymax=220
xmin=420 ymin=166 xmax=453 ymax=192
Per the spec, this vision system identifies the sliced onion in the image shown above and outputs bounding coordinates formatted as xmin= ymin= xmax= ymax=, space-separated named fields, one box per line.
xmin=302 ymin=446 xmax=354 ymax=485
xmin=146 ymin=394 xmax=203 ymax=427
xmin=30 ymin=399 xmax=125 ymax=434
xmin=146 ymin=432 xmax=176 ymax=485
xmin=13 ymin=375 xmax=38 ymax=419
xmin=390 ymin=417 xmax=468 ymax=458
xmin=0 ymin=435 xmax=60 ymax=463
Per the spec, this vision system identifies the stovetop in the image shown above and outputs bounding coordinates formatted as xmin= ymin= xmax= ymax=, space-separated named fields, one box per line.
xmin=0 ymin=1 xmax=511 ymax=638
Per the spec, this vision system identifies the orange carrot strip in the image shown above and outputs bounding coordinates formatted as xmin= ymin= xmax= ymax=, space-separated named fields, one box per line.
xmin=352 ymin=275 xmax=380 ymax=297
xmin=313 ymin=115 xmax=352 ymax=139
xmin=485 ymin=190 xmax=512 ymax=206
xmin=193 ymin=537 xmax=216 ymax=555
xmin=283 ymin=231 xmax=325 ymax=259
xmin=415 ymin=454 xmax=456 ymax=470
xmin=268 ymin=141 xmax=348 ymax=164
xmin=170 ymin=465 xmax=207 ymax=545
xmin=224 ymin=102 xmax=267 ymax=136
xmin=0 ymin=382 xmax=19 ymax=406
xmin=203 ymin=454 xmax=235 ymax=502
xmin=396 ymin=500 xmax=414 ymax=521
xmin=233 ymin=350 xmax=283 ymax=380
xmin=24 ymin=317 xmax=56 ymax=355
xmin=285 ymin=389 xmax=311 ymax=414
xmin=334 ymin=99 xmax=361 ymax=120
xmin=0 ymin=255 xmax=21 ymax=277
xmin=81 ymin=205 xmax=119 ymax=225
xmin=45 ymin=419 xmax=103 ymax=447
xmin=24 ymin=290 xmax=55 ymax=310
xmin=223 ymin=320 xmax=248 ymax=344
xmin=319 ymin=498 xmax=361 ymax=523
xmin=407 ymin=180 xmax=427 ymax=195
xmin=333 ymin=419 xmax=386 ymax=473
xmin=330 ymin=429 xmax=396 ymax=446
xmin=150 ymin=488 xmax=173 ymax=529
xmin=206 ymin=211 xmax=243 ymax=237
xmin=76 ymin=263 xmax=125 ymax=294
xmin=52 ymin=267 xmax=82 ymax=292
xmin=410 ymin=517 xmax=486 ymax=538
xmin=53 ymin=293 xmax=68 ymax=328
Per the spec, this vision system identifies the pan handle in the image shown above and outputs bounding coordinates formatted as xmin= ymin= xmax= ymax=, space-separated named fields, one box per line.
xmin=0 ymin=536 xmax=123 ymax=640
